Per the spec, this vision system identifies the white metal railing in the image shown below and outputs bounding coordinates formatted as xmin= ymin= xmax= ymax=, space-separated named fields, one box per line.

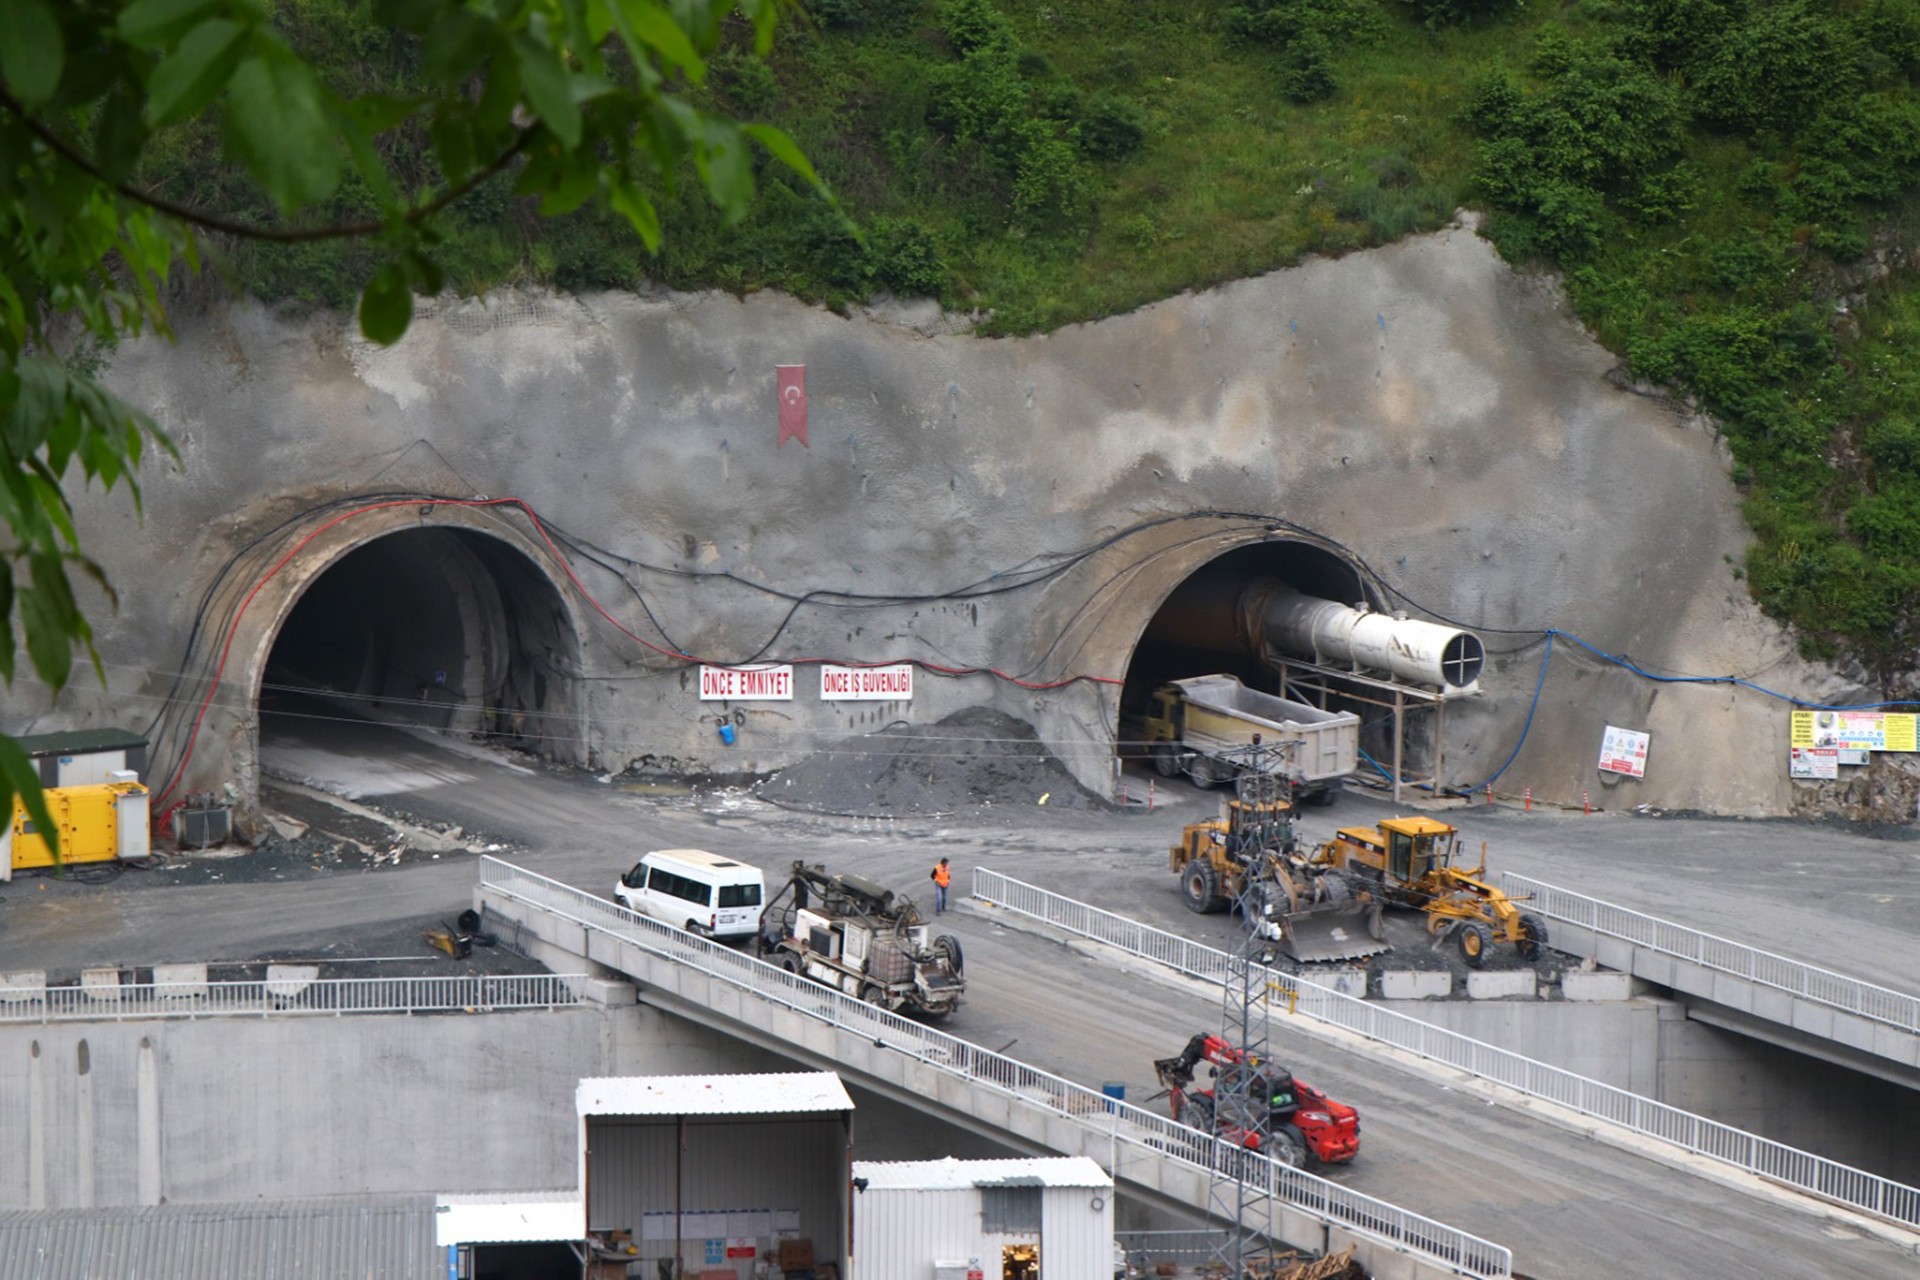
xmin=477 ymin=856 xmax=1511 ymax=1280
xmin=971 ymin=868 xmax=1920 ymax=1233
xmin=0 ymin=973 xmax=585 ymax=1023
xmin=1502 ymin=873 xmax=1920 ymax=1037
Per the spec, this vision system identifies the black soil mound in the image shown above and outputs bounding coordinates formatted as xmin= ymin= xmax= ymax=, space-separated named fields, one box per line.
xmin=757 ymin=707 xmax=1109 ymax=817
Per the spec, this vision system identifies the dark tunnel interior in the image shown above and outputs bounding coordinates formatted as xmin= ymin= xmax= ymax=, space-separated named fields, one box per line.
xmin=1122 ymin=541 xmax=1372 ymax=713
xmin=261 ymin=528 xmax=577 ymax=755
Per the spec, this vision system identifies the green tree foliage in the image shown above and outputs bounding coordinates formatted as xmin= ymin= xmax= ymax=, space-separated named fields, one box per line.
xmin=0 ymin=0 xmax=818 ymax=848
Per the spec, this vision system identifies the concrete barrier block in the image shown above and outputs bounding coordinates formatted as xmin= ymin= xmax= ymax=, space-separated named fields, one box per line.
xmin=576 ymin=977 xmax=634 ymax=1006
xmin=1562 ymin=971 xmax=1635 ymax=1002
xmin=1466 ymin=970 xmax=1537 ymax=1000
xmin=82 ymin=967 xmax=123 ymax=1001
xmin=265 ymin=964 xmax=320 ymax=999
xmin=1379 ymin=970 xmax=1451 ymax=1000
xmin=0 ymin=971 xmax=47 ymax=1002
xmin=1311 ymin=967 xmax=1368 ymax=997
xmin=153 ymin=963 xmax=208 ymax=999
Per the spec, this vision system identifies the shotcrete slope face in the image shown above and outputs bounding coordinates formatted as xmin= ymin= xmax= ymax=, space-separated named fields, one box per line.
xmin=39 ymin=221 xmax=1834 ymax=820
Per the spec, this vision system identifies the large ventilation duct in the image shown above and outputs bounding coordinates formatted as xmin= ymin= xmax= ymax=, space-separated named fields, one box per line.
xmin=1151 ymin=578 xmax=1484 ymax=691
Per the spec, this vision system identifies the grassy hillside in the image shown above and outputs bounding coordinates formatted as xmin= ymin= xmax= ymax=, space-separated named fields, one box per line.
xmin=151 ymin=0 xmax=1920 ymax=681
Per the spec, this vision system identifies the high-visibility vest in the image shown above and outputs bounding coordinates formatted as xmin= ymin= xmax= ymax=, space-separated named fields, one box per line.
xmin=933 ymin=864 xmax=951 ymax=888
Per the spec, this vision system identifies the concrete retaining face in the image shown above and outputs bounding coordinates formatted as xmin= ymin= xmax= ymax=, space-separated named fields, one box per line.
xmin=26 ymin=223 xmax=1843 ymax=819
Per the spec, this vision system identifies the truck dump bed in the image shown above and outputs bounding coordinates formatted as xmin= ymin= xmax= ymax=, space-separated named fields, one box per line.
xmin=1169 ymin=674 xmax=1359 ymax=783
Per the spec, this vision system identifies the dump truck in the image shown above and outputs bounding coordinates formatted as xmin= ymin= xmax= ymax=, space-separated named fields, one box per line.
xmin=1167 ymin=791 xmax=1385 ymax=962
xmin=758 ymin=861 xmax=966 ymax=1018
xmin=1152 ymin=1032 xmax=1360 ymax=1167
xmin=1311 ymin=817 xmax=1548 ymax=967
xmin=1143 ymin=674 xmax=1359 ymax=802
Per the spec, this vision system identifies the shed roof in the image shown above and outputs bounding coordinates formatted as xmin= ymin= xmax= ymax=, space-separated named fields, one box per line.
xmin=435 ymin=1191 xmax=582 ymax=1246
xmin=578 ymin=1072 xmax=854 ymax=1117
xmin=0 ymin=1196 xmax=437 ymax=1280
xmin=12 ymin=728 xmax=147 ymax=757
xmin=851 ymin=1157 xmax=1112 ymax=1190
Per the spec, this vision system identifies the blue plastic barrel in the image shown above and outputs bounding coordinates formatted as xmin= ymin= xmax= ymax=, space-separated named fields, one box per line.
xmin=1101 ymin=1081 xmax=1126 ymax=1111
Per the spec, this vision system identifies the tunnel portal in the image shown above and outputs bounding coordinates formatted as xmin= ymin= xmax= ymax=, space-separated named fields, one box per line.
xmin=260 ymin=527 xmax=581 ymax=757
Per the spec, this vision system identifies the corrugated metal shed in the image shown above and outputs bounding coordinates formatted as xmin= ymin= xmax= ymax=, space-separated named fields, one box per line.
xmin=0 ymin=1196 xmax=440 ymax=1280
xmin=853 ymin=1157 xmax=1112 ymax=1190
xmin=577 ymin=1072 xmax=854 ymax=1116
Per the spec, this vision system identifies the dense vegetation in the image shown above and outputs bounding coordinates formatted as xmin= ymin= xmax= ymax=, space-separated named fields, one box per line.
xmin=155 ymin=0 xmax=1920 ymax=681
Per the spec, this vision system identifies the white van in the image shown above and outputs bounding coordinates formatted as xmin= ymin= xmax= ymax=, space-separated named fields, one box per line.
xmin=614 ymin=849 xmax=765 ymax=941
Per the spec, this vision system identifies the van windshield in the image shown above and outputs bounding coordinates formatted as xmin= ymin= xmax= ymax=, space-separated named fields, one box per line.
xmin=719 ymin=884 xmax=762 ymax=909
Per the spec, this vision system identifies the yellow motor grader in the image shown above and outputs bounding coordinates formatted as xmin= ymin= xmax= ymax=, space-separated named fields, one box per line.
xmin=1168 ymin=794 xmax=1387 ymax=963
xmin=1310 ymin=816 xmax=1547 ymax=967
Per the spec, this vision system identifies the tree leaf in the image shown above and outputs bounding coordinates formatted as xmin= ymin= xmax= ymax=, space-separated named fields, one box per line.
xmin=512 ymin=32 xmax=582 ymax=149
xmin=609 ymin=177 xmax=662 ymax=251
xmin=21 ymin=573 xmax=76 ymax=691
xmin=430 ymin=112 xmax=476 ymax=187
xmin=608 ymin=0 xmax=704 ymax=80
xmin=743 ymin=123 xmax=824 ymax=193
xmin=118 ymin=0 xmax=220 ymax=45
xmin=696 ymin=118 xmax=752 ymax=223
xmin=359 ymin=263 xmax=413 ymax=345
xmin=0 ymin=562 xmax=14 ymax=683
xmin=1 ymin=0 xmax=65 ymax=107
xmin=143 ymin=18 xmax=246 ymax=129
xmin=224 ymin=49 xmax=342 ymax=213
xmin=91 ymin=87 xmax=150 ymax=186
xmin=0 ymin=735 xmax=57 ymax=865
xmin=422 ymin=7 xmax=495 ymax=85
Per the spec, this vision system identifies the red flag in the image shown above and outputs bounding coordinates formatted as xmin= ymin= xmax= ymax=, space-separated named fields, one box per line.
xmin=777 ymin=364 xmax=808 ymax=448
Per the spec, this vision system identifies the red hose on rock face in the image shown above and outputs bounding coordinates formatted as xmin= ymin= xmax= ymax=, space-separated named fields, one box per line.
xmin=153 ymin=495 xmax=1121 ymax=808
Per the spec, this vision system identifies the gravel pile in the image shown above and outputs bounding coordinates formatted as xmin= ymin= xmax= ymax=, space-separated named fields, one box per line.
xmin=757 ymin=707 xmax=1109 ymax=818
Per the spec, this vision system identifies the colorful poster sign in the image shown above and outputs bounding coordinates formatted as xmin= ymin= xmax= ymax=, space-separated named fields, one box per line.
xmin=1790 ymin=747 xmax=1840 ymax=780
xmin=1597 ymin=725 xmax=1650 ymax=778
xmin=1790 ymin=710 xmax=1919 ymax=752
xmin=698 ymin=664 xmax=795 ymax=701
xmin=819 ymin=663 xmax=915 ymax=701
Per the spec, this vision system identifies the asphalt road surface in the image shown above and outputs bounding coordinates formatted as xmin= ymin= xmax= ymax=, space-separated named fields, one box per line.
xmin=6 ymin=710 xmax=1920 ymax=1278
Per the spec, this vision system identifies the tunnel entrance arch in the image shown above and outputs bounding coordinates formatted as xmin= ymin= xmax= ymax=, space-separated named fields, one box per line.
xmin=260 ymin=525 xmax=581 ymax=752
xmin=189 ymin=504 xmax=591 ymax=825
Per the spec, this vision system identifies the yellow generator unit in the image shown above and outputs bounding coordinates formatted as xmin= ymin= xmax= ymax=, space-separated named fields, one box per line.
xmin=3 ymin=776 xmax=151 ymax=879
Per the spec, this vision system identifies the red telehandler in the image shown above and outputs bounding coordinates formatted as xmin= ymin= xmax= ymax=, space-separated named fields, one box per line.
xmin=1152 ymin=1032 xmax=1359 ymax=1167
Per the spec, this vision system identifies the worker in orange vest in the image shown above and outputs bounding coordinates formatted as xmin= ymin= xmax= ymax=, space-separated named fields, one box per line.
xmin=931 ymin=857 xmax=951 ymax=914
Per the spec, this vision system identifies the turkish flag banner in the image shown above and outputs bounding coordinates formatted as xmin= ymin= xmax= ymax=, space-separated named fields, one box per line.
xmin=777 ymin=364 xmax=808 ymax=448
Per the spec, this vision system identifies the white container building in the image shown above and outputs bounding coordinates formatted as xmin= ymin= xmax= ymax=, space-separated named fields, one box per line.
xmin=851 ymin=1156 xmax=1115 ymax=1280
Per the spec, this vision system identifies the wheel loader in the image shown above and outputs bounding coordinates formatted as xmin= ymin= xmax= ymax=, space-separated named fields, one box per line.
xmin=1310 ymin=817 xmax=1548 ymax=968
xmin=1168 ymin=791 xmax=1386 ymax=963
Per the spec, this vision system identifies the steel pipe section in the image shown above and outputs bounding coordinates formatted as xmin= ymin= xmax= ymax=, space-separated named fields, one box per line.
xmin=1154 ymin=578 xmax=1484 ymax=691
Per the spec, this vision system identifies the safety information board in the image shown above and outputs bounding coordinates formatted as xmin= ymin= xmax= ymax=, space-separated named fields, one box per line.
xmin=698 ymin=665 xmax=795 ymax=701
xmin=1790 ymin=710 xmax=1918 ymax=752
xmin=1789 ymin=747 xmax=1840 ymax=779
xmin=1597 ymin=725 xmax=1649 ymax=778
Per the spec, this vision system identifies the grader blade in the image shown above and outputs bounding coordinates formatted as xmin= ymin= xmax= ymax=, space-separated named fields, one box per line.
xmin=1275 ymin=905 xmax=1389 ymax=963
